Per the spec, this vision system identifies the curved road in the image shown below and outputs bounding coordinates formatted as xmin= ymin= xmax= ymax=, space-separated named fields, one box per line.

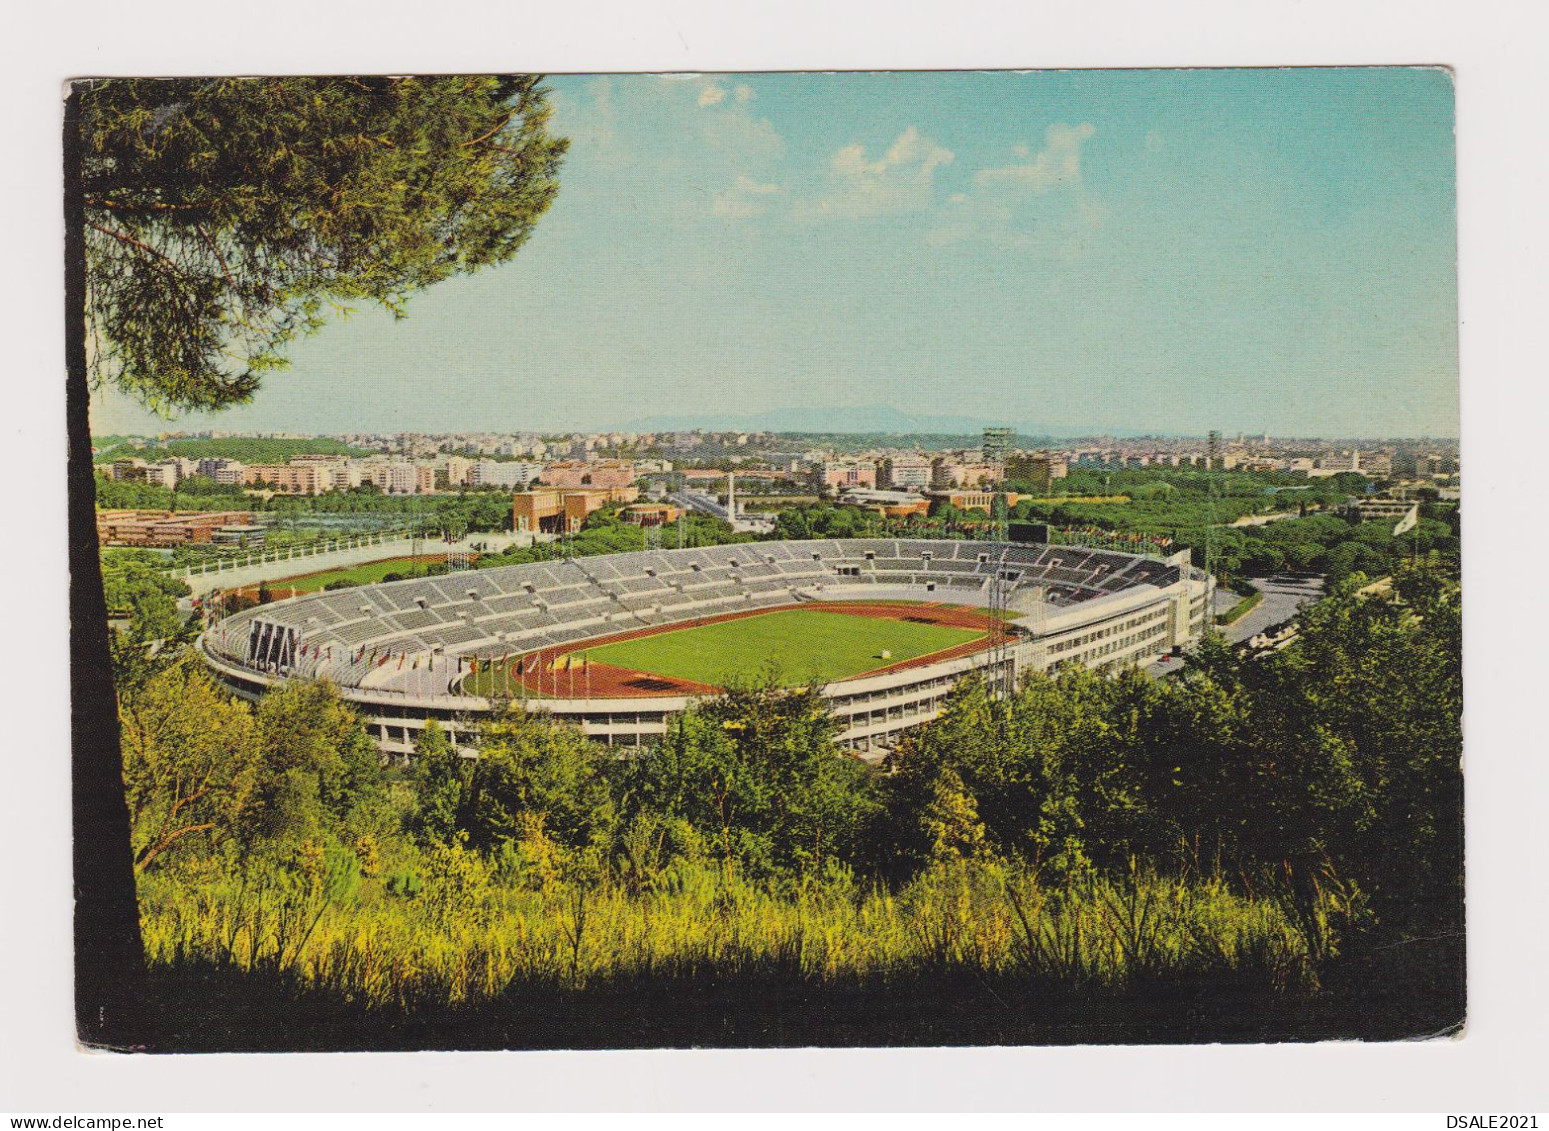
xmin=1221 ymin=574 xmax=1325 ymax=645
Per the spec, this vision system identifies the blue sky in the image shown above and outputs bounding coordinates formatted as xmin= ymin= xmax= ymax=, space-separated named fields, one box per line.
xmin=92 ymin=68 xmax=1458 ymax=438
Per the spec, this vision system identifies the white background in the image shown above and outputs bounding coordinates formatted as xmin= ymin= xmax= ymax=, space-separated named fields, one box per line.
xmin=1 ymin=0 xmax=1545 ymax=1113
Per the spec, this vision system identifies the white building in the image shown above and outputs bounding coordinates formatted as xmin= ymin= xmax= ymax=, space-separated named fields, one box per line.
xmin=469 ymin=461 xmax=542 ymax=490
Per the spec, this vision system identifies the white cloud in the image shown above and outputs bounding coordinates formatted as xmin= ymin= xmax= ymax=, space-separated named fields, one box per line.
xmin=796 ymin=126 xmax=954 ymax=220
xmin=560 ymin=75 xmax=784 ymax=181
xmin=974 ymin=121 xmax=1096 ymax=192
xmin=734 ymin=84 xmax=754 ymax=103
xmin=713 ymin=174 xmax=782 ymax=219
xmin=928 ymin=123 xmax=1105 ymax=250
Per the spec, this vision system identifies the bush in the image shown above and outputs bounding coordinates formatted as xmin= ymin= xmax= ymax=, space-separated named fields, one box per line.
xmin=385 ymin=869 xmax=423 ymax=897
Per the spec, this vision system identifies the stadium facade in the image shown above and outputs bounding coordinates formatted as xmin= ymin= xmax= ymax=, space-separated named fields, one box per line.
xmin=200 ymin=539 xmax=1212 ymax=759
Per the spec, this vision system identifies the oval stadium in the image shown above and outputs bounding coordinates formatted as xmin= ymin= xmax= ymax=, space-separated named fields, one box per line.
xmin=200 ymin=538 xmax=1213 ymax=759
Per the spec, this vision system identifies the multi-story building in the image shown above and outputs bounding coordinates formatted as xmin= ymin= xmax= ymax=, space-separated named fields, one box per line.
xmin=511 ymin=485 xmax=640 ymax=534
xmin=1342 ymin=497 xmax=1420 ymax=525
xmin=243 ymin=463 xmax=332 ymax=495
xmin=814 ymin=461 xmax=877 ymax=491
xmin=212 ymin=463 xmax=247 ymax=486
xmin=469 ymin=461 xmax=542 ymax=490
xmin=880 ymin=455 xmax=932 ymax=491
xmin=930 ymin=458 xmax=996 ymax=490
xmin=195 ymin=457 xmax=245 ymax=482
xmin=96 ymin=509 xmax=256 ymax=547
xmin=1393 ymin=451 xmax=1458 ymax=479
xmin=360 ymin=461 xmax=435 ymax=495
xmin=1313 ymin=450 xmax=1362 ymax=475
xmin=1360 ymin=452 xmax=1393 ymax=478
xmin=443 ymin=456 xmax=473 ymax=488
xmin=140 ymin=460 xmax=183 ymax=488
xmin=930 ymin=489 xmax=1023 ymax=514
xmin=540 ymin=459 xmax=637 ymax=490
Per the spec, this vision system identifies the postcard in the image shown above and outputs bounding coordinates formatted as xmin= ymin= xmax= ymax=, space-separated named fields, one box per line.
xmin=67 ymin=69 xmax=1461 ymax=1052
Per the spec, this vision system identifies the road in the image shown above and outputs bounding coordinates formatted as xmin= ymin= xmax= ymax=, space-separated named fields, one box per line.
xmin=1220 ymin=574 xmax=1325 ymax=645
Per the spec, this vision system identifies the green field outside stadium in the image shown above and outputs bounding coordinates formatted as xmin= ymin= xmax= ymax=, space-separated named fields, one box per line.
xmin=578 ymin=608 xmax=987 ymax=688
xmin=272 ymin=556 xmax=452 ymax=593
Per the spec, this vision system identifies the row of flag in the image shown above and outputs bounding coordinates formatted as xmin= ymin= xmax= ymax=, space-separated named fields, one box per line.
xmin=463 ymin=653 xmax=589 ymax=676
xmin=272 ymin=642 xmax=596 ymax=678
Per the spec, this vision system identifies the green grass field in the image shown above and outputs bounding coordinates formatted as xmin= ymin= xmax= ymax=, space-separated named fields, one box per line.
xmin=272 ymin=556 xmax=450 ymax=593
xmin=580 ymin=608 xmax=987 ymax=688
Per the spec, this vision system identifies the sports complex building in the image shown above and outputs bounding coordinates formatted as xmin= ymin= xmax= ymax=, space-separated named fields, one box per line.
xmin=200 ymin=539 xmax=1212 ymax=759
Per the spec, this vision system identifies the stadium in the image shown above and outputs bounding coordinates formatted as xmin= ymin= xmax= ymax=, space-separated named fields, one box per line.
xmin=200 ymin=538 xmax=1213 ymax=759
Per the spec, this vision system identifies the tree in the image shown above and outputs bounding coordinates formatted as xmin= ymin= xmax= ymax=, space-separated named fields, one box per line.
xmin=618 ymin=679 xmax=874 ymax=882
xmin=459 ymin=711 xmax=615 ymax=856
xmin=119 ymin=660 xmax=261 ymax=870
xmin=410 ymin=720 xmax=468 ymax=846
xmin=66 ymin=76 xmax=566 ymax=1041
xmin=252 ymin=681 xmax=384 ymax=841
xmin=79 ymin=76 xmax=565 ymax=411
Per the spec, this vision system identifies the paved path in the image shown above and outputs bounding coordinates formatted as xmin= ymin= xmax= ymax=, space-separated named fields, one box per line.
xmin=1220 ymin=574 xmax=1325 ymax=645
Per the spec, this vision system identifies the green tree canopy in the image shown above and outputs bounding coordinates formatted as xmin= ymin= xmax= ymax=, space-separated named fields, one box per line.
xmin=79 ymin=76 xmax=567 ymax=412
xmin=118 ymin=660 xmax=261 ymax=870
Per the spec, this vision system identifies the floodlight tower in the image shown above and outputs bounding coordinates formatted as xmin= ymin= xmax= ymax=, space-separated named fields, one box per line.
xmin=982 ymin=426 xmax=1014 ymax=468
xmin=1204 ymin=429 xmax=1221 ymax=584
xmin=987 ymin=547 xmax=1015 ymax=698
xmin=983 ymin=426 xmax=1014 ymax=543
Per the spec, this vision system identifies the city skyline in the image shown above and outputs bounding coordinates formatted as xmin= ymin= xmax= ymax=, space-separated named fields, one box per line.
xmin=92 ymin=68 xmax=1459 ymax=440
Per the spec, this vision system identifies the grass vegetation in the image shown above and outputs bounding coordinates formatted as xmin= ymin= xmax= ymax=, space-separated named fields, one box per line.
xmin=577 ymin=608 xmax=985 ymax=688
xmin=270 ymin=555 xmax=459 ymax=593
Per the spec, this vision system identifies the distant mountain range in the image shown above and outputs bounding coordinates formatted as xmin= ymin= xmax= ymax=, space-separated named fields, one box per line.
xmin=619 ymin=404 xmax=1110 ymax=439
